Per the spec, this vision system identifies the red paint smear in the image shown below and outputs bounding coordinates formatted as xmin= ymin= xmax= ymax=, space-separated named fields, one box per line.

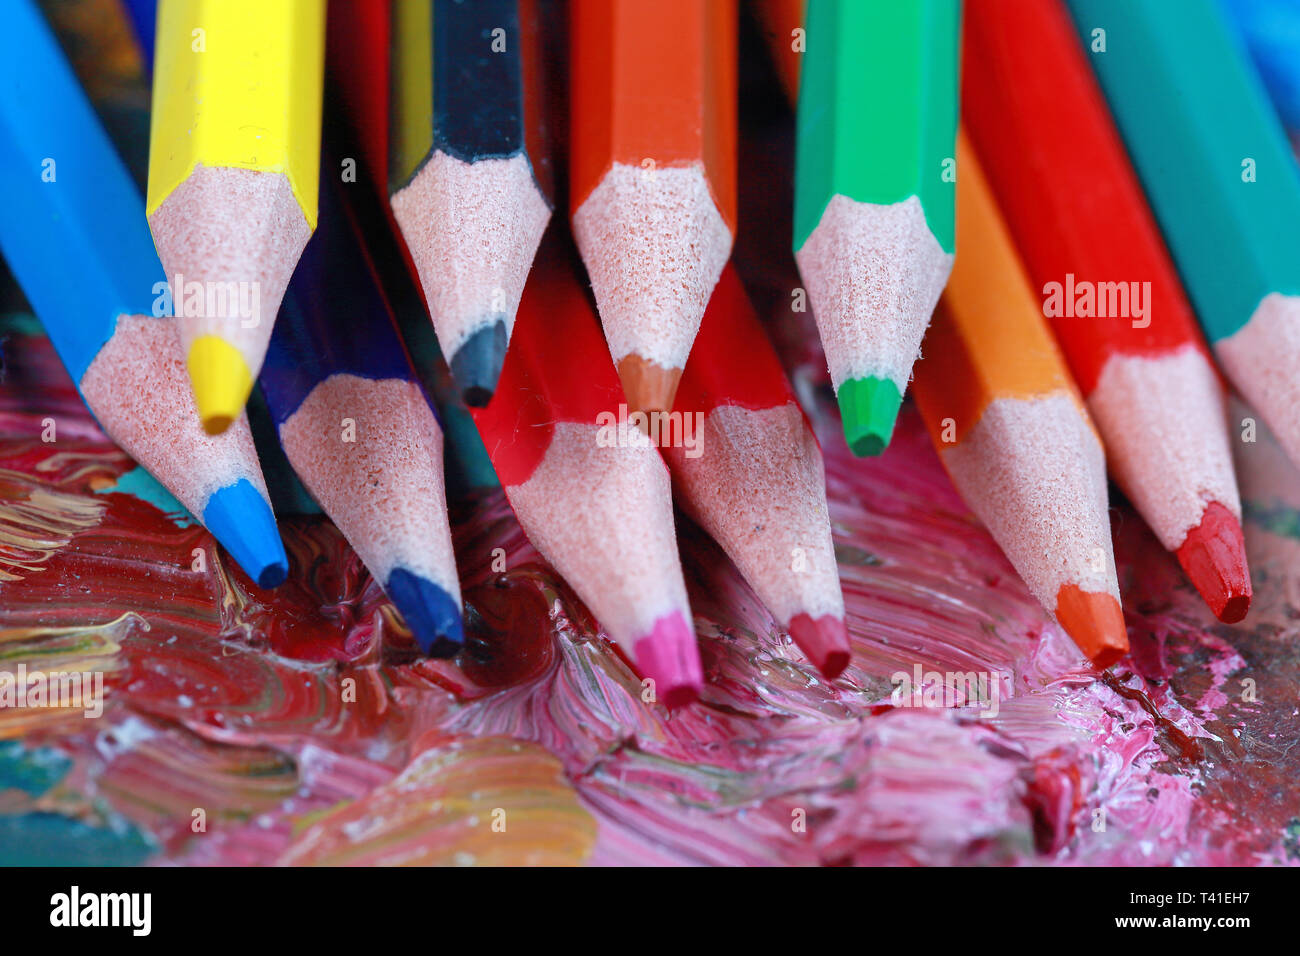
xmin=470 ymin=228 xmax=625 ymax=487
xmin=1101 ymin=672 xmax=1205 ymax=763
xmin=1024 ymin=750 xmax=1088 ymax=855
xmin=962 ymin=0 xmax=1210 ymax=395
xmin=673 ymin=265 xmax=795 ymax=415
xmin=458 ymin=573 xmax=558 ymax=688
xmin=0 ymin=332 xmax=393 ymax=668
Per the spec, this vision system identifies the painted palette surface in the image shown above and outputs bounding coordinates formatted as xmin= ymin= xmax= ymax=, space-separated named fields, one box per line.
xmin=2 ymin=309 xmax=1298 ymax=866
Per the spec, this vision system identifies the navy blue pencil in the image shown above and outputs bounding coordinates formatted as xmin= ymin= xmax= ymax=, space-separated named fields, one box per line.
xmin=260 ymin=155 xmax=465 ymax=656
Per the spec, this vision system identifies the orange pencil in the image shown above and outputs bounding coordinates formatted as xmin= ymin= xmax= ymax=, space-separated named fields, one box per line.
xmin=963 ymin=0 xmax=1249 ymax=622
xmin=912 ymin=135 xmax=1128 ymax=668
xmin=569 ymin=0 xmax=737 ymax=418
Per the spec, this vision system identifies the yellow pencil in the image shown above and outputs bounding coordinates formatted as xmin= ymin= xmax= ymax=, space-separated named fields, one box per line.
xmin=147 ymin=0 xmax=325 ymax=433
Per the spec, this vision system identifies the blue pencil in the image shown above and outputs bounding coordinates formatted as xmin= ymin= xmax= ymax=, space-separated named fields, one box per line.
xmin=260 ymin=154 xmax=465 ymax=656
xmin=1222 ymin=0 xmax=1300 ymax=135
xmin=0 ymin=0 xmax=287 ymax=587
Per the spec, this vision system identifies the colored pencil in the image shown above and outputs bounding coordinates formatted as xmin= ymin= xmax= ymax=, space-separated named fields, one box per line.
xmin=1066 ymin=0 xmax=1300 ymax=473
xmin=963 ymin=0 xmax=1251 ymax=623
xmin=0 ymin=0 xmax=287 ymax=587
xmin=147 ymin=0 xmax=326 ymax=434
xmin=570 ymin=0 xmax=738 ymax=418
xmin=793 ymin=0 xmax=959 ymax=457
xmin=666 ymin=264 xmax=849 ymax=679
xmin=472 ymin=231 xmax=702 ymax=707
xmin=1222 ymin=0 xmax=1300 ymax=135
xmin=260 ymin=159 xmax=464 ymax=656
xmin=912 ymin=136 xmax=1128 ymax=669
xmin=388 ymin=0 xmax=552 ymax=407
xmin=325 ymin=0 xmax=500 ymax=493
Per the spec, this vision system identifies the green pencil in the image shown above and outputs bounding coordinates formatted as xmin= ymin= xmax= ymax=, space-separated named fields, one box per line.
xmin=793 ymin=0 xmax=960 ymax=456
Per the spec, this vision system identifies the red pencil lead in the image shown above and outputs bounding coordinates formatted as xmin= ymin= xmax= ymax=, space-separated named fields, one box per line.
xmin=1176 ymin=501 xmax=1252 ymax=624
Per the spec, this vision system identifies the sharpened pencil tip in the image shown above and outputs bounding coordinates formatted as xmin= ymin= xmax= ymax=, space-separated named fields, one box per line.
xmin=616 ymin=354 xmax=683 ymax=420
xmin=1054 ymin=584 xmax=1128 ymax=669
xmin=632 ymin=610 xmax=702 ymax=708
xmin=1176 ymin=501 xmax=1252 ymax=623
xmin=202 ymin=478 xmax=288 ymax=588
xmin=788 ymin=613 xmax=851 ymax=679
xmin=187 ymin=335 xmax=253 ymax=434
xmin=386 ymin=567 xmax=465 ymax=656
xmin=838 ymin=375 xmax=901 ymax=456
xmin=450 ymin=319 xmax=508 ymax=408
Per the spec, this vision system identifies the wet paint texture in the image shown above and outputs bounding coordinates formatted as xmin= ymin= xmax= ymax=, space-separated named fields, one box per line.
xmin=3 ymin=318 xmax=1299 ymax=865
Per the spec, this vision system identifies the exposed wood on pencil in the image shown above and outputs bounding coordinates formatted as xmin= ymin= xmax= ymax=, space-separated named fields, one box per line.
xmin=1 ymin=0 xmax=287 ymax=587
xmin=667 ymin=265 xmax=849 ymax=678
xmin=472 ymin=231 xmax=703 ymax=706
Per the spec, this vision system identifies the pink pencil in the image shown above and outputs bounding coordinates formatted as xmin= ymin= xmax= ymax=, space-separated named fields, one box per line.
xmin=472 ymin=231 xmax=703 ymax=706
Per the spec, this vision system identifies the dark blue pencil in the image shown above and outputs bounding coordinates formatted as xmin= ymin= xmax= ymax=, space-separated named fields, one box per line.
xmin=260 ymin=153 xmax=465 ymax=656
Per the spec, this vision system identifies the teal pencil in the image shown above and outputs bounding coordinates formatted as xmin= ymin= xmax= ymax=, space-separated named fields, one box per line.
xmin=1067 ymin=0 xmax=1300 ymax=468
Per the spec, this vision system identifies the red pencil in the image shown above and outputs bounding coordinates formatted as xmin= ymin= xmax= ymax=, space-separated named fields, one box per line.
xmin=471 ymin=229 xmax=703 ymax=706
xmin=963 ymin=0 xmax=1251 ymax=622
xmin=665 ymin=264 xmax=849 ymax=678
